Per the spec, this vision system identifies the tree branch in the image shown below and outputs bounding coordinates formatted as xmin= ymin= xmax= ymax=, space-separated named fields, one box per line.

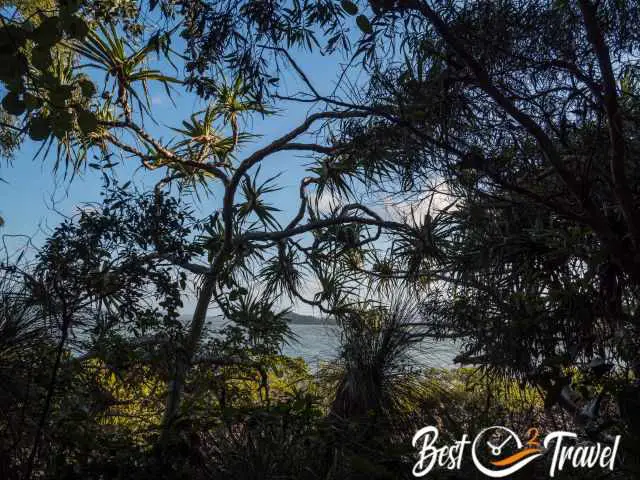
xmin=578 ymin=0 xmax=640 ymax=246
xmin=410 ymin=0 xmax=617 ymax=252
xmin=242 ymin=215 xmax=407 ymax=243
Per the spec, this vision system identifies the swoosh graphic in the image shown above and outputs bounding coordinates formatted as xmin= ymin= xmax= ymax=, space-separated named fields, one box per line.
xmin=491 ymin=448 xmax=542 ymax=467
xmin=472 ymin=427 xmax=544 ymax=478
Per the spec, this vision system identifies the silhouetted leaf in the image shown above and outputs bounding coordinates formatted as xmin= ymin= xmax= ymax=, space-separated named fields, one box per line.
xmin=77 ymin=109 xmax=99 ymax=135
xmin=31 ymin=47 xmax=52 ymax=71
xmin=341 ymin=0 xmax=359 ymax=15
xmin=2 ymin=93 xmax=25 ymax=116
xmin=32 ymin=17 xmax=62 ymax=46
xmin=78 ymin=78 xmax=96 ymax=98
xmin=356 ymin=15 xmax=372 ymax=34
xmin=64 ymin=16 xmax=89 ymax=40
xmin=28 ymin=116 xmax=50 ymax=140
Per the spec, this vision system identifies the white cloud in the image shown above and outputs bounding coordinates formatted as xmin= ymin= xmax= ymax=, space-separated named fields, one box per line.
xmin=311 ymin=190 xmax=344 ymax=214
xmin=382 ymin=182 xmax=457 ymax=225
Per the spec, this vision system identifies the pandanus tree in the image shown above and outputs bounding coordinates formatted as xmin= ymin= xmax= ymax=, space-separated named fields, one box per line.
xmin=17 ymin=0 xmax=640 ymax=473
xmin=0 ymin=6 xmax=447 ymax=466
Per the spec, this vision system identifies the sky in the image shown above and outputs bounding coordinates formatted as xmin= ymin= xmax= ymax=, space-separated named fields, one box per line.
xmin=0 ymin=25 xmax=371 ymax=314
xmin=0 ymin=48 xmax=347 ymax=240
xmin=0 ymin=15 xmax=451 ymax=317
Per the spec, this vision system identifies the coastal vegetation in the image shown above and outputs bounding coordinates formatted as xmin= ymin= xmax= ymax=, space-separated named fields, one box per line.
xmin=1 ymin=0 xmax=640 ymax=478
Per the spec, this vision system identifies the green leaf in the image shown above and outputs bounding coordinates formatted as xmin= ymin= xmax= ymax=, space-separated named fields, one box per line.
xmin=2 ymin=93 xmax=25 ymax=116
xmin=28 ymin=116 xmax=51 ymax=141
xmin=356 ymin=15 xmax=373 ymax=34
xmin=341 ymin=0 xmax=359 ymax=15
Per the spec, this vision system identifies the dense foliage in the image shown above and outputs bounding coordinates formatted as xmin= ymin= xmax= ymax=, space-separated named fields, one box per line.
xmin=2 ymin=0 xmax=640 ymax=478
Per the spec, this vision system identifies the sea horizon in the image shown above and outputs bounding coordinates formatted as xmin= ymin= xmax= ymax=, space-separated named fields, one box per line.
xmin=180 ymin=312 xmax=461 ymax=369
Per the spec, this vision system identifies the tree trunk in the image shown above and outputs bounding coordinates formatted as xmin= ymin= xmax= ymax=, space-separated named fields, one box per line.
xmin=159 ymin=274 xmax=215 ymax=445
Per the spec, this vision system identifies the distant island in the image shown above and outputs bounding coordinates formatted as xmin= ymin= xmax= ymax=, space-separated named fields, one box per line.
xmin=285 ymin=312 xmax=336 ymax=325
xmin=179 ymin=312 xmax=336 ymax=325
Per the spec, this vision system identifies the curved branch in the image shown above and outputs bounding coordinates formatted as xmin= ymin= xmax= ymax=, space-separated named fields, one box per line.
xmin=242 ymin=215 xmax=408 ymax=243
xmin=104 ymin=132 xmax=229 ymax=183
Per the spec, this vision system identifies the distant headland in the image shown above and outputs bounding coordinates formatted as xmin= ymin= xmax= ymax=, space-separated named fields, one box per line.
xmin=285 ymin=312 xmax=336 ymax=325
xmin=179 ymin=312 xmax=336 ymax=325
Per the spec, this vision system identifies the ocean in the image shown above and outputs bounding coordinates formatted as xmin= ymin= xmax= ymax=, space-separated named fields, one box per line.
xmin=198 ymin=316 xmax=461 ymax=369
xmin=280 ymin=322 xmax=460 ymax=370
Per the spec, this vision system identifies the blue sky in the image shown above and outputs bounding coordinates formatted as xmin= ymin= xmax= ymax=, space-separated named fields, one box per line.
xmin=0 ymin=28 xmax=367 ymax=313
xmin=0 ymin=49 xmax=347 ymax=236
